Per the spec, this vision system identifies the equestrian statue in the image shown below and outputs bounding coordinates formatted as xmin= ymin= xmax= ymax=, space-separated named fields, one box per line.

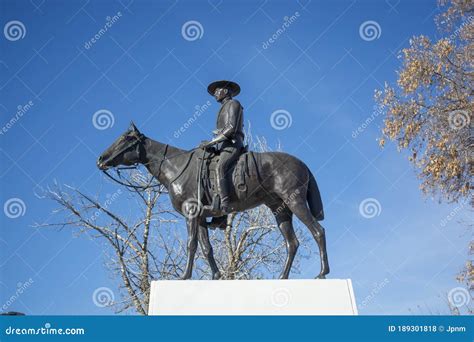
xmin=97 ymin=80 xmax=329 ymax=280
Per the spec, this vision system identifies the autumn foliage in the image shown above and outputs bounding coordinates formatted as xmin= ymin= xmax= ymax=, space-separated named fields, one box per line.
xmin=376 ymin=0 xmax=473 ymax=203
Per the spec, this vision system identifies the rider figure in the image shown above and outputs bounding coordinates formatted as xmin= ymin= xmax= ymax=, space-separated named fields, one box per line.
xmin=199 ymin=80 xmax=244 ymax=214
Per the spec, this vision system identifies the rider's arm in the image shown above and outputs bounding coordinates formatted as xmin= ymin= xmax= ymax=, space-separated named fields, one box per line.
xmin=204 ymin=132 xmax=228 ymax=147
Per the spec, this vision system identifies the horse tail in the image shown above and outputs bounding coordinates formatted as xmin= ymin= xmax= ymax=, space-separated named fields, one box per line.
xmin=306 ymin=168 xmax=324 ymax=221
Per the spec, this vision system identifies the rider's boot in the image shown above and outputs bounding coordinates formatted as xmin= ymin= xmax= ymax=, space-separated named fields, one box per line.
xmin=209 ymin=215 xmax=227 ymax=230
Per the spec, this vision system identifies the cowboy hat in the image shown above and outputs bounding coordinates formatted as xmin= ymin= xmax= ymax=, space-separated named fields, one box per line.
xmin=207 ymin=80 xmax=241 ymax=97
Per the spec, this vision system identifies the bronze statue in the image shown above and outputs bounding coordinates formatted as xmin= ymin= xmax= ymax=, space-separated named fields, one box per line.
xmin=97 ymin=81 xmax=329 ymax=280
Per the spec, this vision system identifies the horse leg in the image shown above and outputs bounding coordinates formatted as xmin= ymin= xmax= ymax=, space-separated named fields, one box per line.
xmin=198 ymin=223 xmax=221 ymax=280
xmin=287 ymin=198 xmax=330 ymax=279
xmin=310 ymin=221 xmax=329 ymax=279
xmin=181 ymin=217 xmax=198 ymax=280
xmin=269 ymin=204 xmax=298 ymax=279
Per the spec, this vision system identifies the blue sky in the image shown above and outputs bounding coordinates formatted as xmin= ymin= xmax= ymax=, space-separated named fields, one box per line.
xmin=0 ymin=0 xmax=471 ymax=315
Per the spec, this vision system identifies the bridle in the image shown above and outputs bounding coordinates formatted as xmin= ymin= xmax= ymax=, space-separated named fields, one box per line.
xmin=101 ymin=133 xmax=197 ymax=191
xmin=101 ymin=133 xmax=163 ymax=190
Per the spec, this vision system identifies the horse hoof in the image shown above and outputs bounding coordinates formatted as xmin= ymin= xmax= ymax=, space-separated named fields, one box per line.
xmin=180 ymin=274 xmax=191 ymax=280
xmin=315 ymin=274 xmax=326 ymax=279
xmin=212 ymin=271 xmax=222 ymax=280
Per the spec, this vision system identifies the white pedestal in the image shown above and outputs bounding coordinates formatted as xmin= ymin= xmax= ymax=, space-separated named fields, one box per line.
xmin=148 ymin=279 xmax=357 ymax=315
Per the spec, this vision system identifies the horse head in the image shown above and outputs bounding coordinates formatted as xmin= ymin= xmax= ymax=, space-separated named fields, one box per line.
xmin=97 ymin=122 xmax=145 ymax=170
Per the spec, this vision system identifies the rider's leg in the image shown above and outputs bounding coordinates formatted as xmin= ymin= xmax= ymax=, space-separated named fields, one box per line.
xmin=216 ymin=147 xmax=239 ymax=213
xmin=216 ymin=157 xmax=231 ymax=212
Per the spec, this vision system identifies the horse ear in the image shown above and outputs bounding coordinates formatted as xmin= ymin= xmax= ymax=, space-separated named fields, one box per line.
xmin=130 ymin=121 xmax=139 ymax=132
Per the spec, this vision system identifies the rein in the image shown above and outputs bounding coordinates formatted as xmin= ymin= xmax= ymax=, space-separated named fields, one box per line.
xmin=102 ymin=168 xmax=158 ymax=190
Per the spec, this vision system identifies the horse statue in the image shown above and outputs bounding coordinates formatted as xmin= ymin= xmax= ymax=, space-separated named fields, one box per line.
xmin=97 ymin=122 xmax=329 ymax=280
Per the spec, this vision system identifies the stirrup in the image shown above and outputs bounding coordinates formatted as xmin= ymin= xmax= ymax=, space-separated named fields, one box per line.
xmin=203 ymin=194 xmax=220 ymax=213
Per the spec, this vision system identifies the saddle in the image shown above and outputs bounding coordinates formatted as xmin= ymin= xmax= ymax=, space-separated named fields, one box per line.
xmin=197 ymin=145 xmax=255 ymax=217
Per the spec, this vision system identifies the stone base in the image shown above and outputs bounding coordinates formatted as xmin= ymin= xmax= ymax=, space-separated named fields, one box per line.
xmin=148 ymin=279 xmax=357 ymax=315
